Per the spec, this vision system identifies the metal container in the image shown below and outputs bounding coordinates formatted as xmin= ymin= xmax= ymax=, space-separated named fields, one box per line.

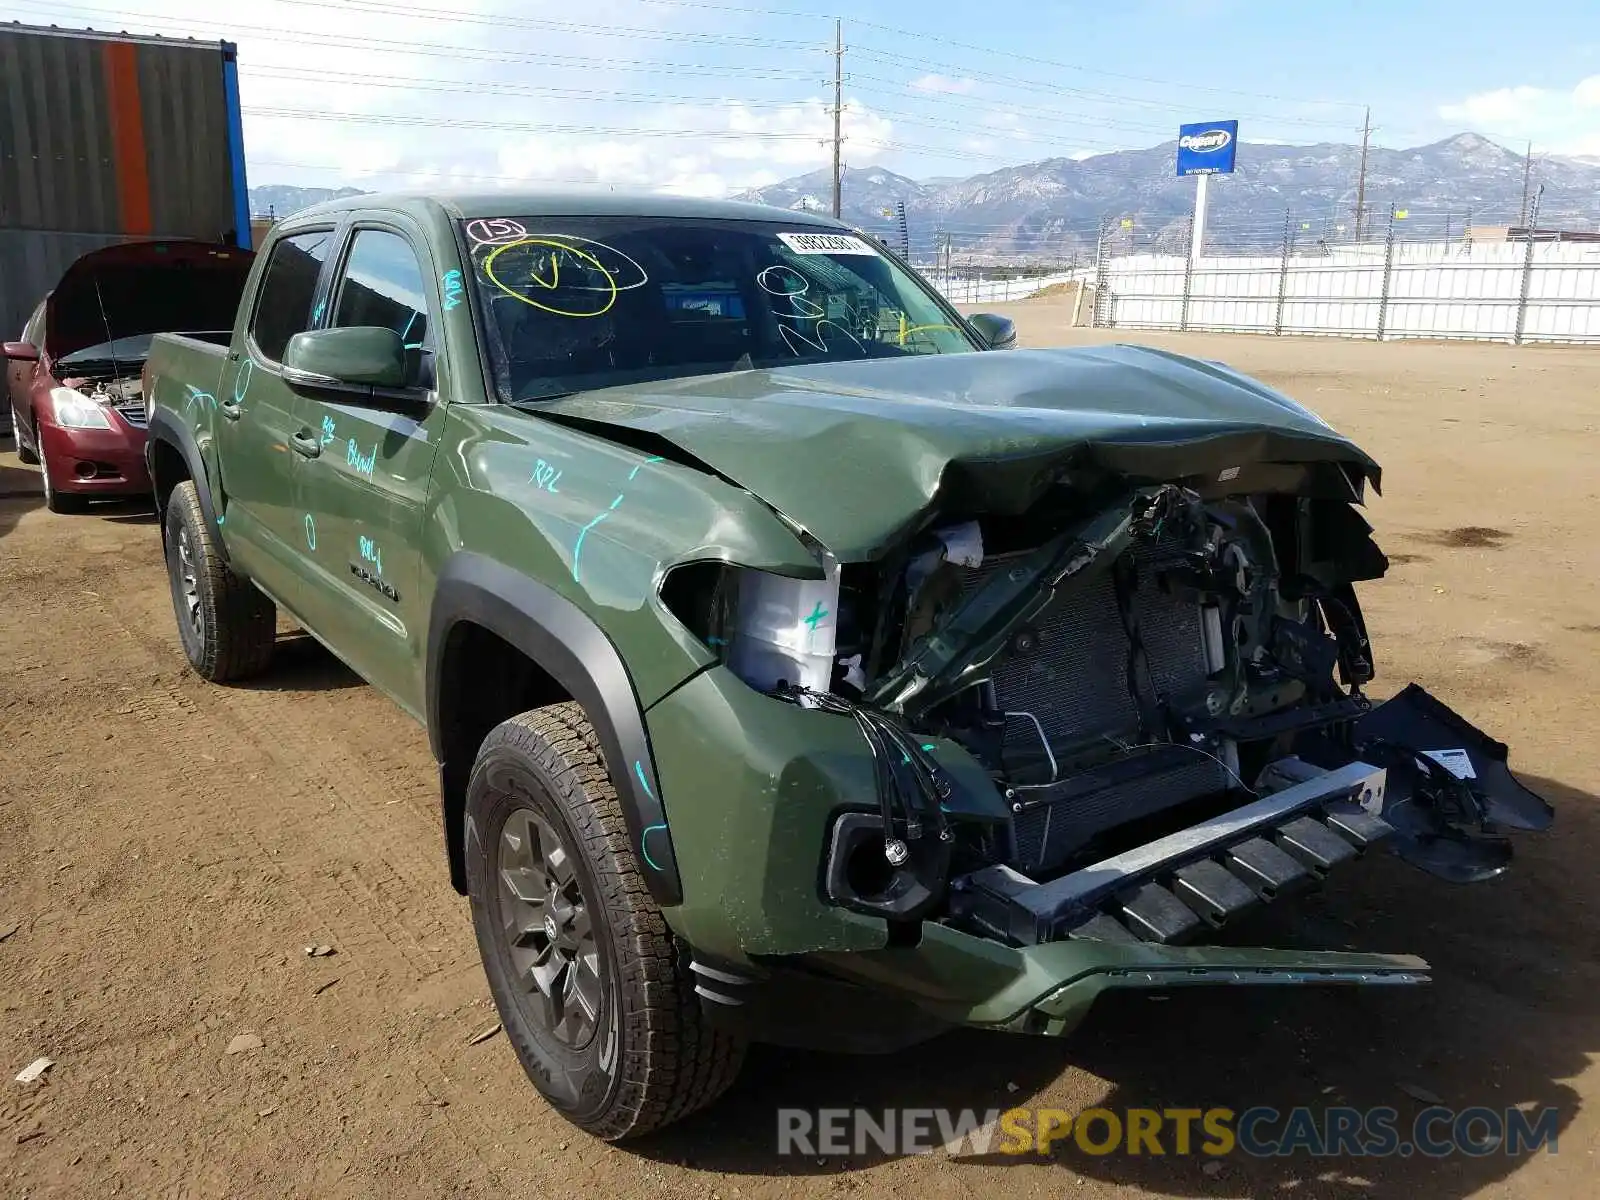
xmin=0 ymin=22 xmax=250 ymax=339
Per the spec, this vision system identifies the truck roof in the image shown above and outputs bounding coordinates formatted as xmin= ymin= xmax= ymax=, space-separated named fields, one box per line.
xmin=286 ymin=190 xmax=847 ymax=227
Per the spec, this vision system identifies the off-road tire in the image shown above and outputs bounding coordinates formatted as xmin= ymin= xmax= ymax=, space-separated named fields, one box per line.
xmin=13 ymin=405 xmax=39 ymax=465
xmin=162 ymin=480 xmax=276 ymax=681
xmin=465 ymin=703 xmax=745 ymax=1140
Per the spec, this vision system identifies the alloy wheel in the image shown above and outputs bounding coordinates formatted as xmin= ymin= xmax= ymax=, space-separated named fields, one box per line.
xmin=175 ymin=525 xmax=203 ymax=637
xmin=496 ymin=808 xmax=603 ymax=1048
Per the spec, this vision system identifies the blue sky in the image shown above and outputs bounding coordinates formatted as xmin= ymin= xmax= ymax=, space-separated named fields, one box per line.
xmin=12 ymin=0 xmax=1600 ymax=192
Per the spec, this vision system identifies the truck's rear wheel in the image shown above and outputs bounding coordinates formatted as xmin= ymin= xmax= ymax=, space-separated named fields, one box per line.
xmin=464 ymin=703 xmax=744 ymax=1139
xmin=162 ymin=480 xmax=276 ymax=681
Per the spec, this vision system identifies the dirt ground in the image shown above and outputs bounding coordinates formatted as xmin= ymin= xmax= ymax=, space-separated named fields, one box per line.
xmin=3 ymin=308 xmax=1598 ymax=1199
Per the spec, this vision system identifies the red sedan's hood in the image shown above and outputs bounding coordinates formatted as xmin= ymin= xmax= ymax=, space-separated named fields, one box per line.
xmin=44 ymin=240 xmax=254 ymax=364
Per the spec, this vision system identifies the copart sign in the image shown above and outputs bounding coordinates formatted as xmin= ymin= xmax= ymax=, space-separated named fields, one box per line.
xmin=1176 ymin=119 xmax=1240 ymax=176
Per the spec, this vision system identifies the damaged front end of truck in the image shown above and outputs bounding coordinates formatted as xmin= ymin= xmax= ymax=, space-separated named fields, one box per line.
xmin=569 ymin=345 xmax=1554 ymax=1041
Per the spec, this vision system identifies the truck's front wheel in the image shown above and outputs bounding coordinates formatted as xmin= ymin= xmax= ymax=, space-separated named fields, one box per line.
xmin=464 ymin=703 xmax=744 ymax=1139
xmin=162 ymin=481 xmax=276 ymax=681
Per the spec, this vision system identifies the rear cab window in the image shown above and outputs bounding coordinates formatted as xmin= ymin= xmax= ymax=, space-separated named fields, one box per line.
xmin=249 ymin=230 xmax=335 ymax=363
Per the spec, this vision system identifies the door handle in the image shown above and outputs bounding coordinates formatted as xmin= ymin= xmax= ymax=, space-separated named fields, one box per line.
xmin=289 ymin=430 xmax=322 ymax=458
xmin=218 ymin=398 xmax=241 ymax=421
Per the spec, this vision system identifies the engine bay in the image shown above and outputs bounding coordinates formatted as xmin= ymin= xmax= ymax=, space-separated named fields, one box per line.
xmin=665 ymin=470 xmax=1553 ymax=949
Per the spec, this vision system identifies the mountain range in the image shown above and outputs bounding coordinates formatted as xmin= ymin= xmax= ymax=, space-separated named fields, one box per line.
xmin=250 ymin=133 xmax=1600 ymax=262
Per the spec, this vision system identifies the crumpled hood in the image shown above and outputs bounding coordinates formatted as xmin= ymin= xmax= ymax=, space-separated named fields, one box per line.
xmin=540 ymin=344 xmax=1380 ymax=559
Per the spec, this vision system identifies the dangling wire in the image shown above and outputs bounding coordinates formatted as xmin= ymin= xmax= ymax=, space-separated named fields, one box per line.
xmin=774 ymin=682 xmax=953 ymax=860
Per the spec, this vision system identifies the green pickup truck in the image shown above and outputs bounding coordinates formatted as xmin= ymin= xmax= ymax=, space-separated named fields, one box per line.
xmin=142 ymin=192 xmax=1551 ymax=1139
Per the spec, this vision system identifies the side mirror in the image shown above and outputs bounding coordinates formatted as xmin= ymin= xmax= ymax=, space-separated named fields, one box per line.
xmin=966 ymin=313 xmax=1017 ymax=351
xmin=283 ymin=326 xmax=407 ymax=389
xmin=3 ymin=341 xmax=40 ymax=362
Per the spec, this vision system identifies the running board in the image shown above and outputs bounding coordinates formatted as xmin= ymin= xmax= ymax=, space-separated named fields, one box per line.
xmin=956 ymin=760 xmax=1392 ymax=946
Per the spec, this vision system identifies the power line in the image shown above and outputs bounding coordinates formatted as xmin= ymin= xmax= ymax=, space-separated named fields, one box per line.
xmin=261 ymin=0 xmax=824 ymax=50
xmin=242 ymin=106 xmax=826 ymax=140
xmin=18 ymin=3 xmax=824 ymax=75
xmin=248 ymin=65 xmax=821 ymax=108
xmin=249 ymin=157 xmax=778 ymax=192
xmin=847 ymin=17 xmax=1367 ymax=109
xmin=847 ymin=73 xmax=1361 ymax=137
xmin=849 ymin=49 xmax=1363 ymax=131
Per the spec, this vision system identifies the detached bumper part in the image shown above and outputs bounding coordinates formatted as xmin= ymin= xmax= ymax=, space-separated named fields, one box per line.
xmin=1350 ymin=683 xmax=1554 ymax=882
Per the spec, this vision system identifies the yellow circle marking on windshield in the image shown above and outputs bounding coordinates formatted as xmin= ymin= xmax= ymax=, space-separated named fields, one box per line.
xmin=898 ymin=322 xmax=961 ymax=344
xmin=483 ymin=237 xmax=618 ymax=318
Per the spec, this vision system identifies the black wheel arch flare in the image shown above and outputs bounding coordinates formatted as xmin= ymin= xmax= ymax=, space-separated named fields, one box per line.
xmin=145 ymin=410 xmax=227 ymax=561
xmin=426 ymin=552 xmax=683 ymax=905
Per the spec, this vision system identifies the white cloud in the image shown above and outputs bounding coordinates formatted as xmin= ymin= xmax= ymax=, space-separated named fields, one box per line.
xmin=909 ymin=73 xmax=978 ymax=96
xmin=1438 ymin=76 xmax=1600 ymax=155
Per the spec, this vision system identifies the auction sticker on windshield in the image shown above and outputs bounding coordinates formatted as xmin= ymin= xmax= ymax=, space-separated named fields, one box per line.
xmin=777 ymin=232 xmax=879 ymax=256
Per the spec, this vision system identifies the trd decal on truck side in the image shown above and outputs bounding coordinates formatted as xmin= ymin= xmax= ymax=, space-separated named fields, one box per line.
xmin=350 ymin=561 xmax=399 ymax=601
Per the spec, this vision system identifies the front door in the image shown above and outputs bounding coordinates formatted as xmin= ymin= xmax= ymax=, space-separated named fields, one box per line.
xmin=214 ymin=227 xmax=337 ymax=604
xmin=292 ymin=222 xmax=449 ymax=710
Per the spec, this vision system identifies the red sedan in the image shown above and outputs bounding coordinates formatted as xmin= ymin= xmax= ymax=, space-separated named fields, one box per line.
xmin=4 ymin=240 xmax=252 ymax=512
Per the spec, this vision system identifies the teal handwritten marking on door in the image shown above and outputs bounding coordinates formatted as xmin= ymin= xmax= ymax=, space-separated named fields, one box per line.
xmin=233 ymin=358 xmax=254 ymax=404
xmin=346 ymin=439 xmax=376 ymax=478
xmin=358 ymin=534 xmax=383 ymax=576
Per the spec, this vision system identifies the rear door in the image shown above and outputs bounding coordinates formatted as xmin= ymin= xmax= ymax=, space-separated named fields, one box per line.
xmin=292 ymin=220 xmax=449 ymax=709
xmin=215 ymin=226 xmax=337 ymax=603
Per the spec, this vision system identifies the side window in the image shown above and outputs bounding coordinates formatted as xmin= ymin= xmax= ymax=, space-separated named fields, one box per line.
xmin=332 ymin=230 xmax=430 ymax=351
xmin=250 ymin=230 xmax=334 ymax=362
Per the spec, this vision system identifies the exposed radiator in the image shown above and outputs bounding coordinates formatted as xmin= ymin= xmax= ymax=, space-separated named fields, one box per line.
xmin=962 ymin=540 xmax=1227 ymax=874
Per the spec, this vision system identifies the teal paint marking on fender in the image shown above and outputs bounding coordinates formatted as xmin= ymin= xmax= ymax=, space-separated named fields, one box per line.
xmin=633 ymin=761 xmax=668 ymax=872
xmin=570 ymin=512 xmax=609 ymax=584
xmin=304 ymin=513 xmax=317 ymax=551
xmin=640 ymin=824 xmax=669 ymax=871
xmin=571 ymin=455 xmax=666 ymax=583
xmin=530 ymin=458 xmax=562 ymax=492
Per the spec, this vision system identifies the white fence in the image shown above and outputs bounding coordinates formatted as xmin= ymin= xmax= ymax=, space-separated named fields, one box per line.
xmin=1096 ymin=239 xmax=1600 ymax=343
xmin=925 ymin=269 xmax=1089 ymax=306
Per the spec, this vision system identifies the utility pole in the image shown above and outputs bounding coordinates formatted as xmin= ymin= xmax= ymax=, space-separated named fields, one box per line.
xmin=1353 ymin=106 xmax=1370 ymax=243
xmin=831 ymin=18 xmax=843 ymax=218
xmin=1519 ymin=141 xmax=1534 ymax=227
